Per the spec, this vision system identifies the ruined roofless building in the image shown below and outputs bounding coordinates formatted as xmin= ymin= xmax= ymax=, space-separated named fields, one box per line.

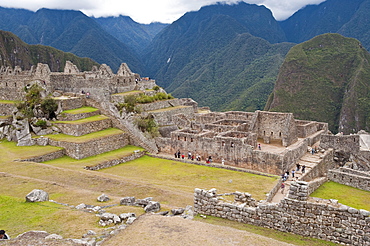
xmin=0 ymin=61 xmax=155 ymax=102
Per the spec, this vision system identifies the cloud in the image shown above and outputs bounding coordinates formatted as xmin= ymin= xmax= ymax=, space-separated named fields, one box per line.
xmin=0 ymin=0 xmax=327 ymax=23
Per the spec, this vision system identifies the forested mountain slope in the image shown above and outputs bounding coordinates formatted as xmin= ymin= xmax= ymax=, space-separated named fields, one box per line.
xmin=0 ymin=7 xmax=143 ymax=72
xmin=265 ymin=34 xmax=370 ymax=133
xmin=0 ymin=30 xmax=98 ymax=72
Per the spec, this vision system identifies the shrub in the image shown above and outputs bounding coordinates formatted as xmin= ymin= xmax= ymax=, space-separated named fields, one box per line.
xmin=41 ymin=98 xmax=58 ymax=119
xmin=34 ymin=120 xmax=47 ymax=128
xmin=153 ymin=85 xmax=161 ymax=91
xmin=135 ymin=115 xmax=159 ymax=137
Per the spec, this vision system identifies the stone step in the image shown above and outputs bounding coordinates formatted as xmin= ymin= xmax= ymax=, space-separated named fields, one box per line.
xmin=58 ymin=107 xmax=100 ymax=121
xmin=45 ymin=128 xmax=129 ymax=159
xmin=54 ymin=115 xmax=111 ymax=136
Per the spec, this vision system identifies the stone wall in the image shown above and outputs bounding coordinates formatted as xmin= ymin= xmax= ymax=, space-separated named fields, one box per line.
xmin=170 ymin=129 xmax=288 ymax=175
xmin=320 ymin=134 xmax=360 ymax=153
xmin=0 ymin=102 xmax=16 ymax=116
xmin=250 ymin=111 xmax=298 ymax=147
xmin=300 ymin=149 xmax=335 ymax=182
xmin=138 ymin=99 xmax=181 ymax=112
xmin=148 ymin=106 xmax=195 ymax=126
xmin=287 ymin=178 xmax=328 ymax=201
xmin=55 ymin=117 xmax=112 ymax=136
xmin=56 ymin=97 xmax=85 ymax=111
xmin=84 ymin=151 xmax=145 ymax=170
xmin=48 ymin=132 xmax=128 ymax=159
xmin=194 ymin=188 xmax=370 ymax=245
xmin=21 ymin=149 xmax=66 ymax=163
xmin=58 ymin=109 xmax=100 ymax=121
xmin=328 ymin=167 xmax=370 ymax=191
xmin=281 ymin=139 xmax=308 ymax=174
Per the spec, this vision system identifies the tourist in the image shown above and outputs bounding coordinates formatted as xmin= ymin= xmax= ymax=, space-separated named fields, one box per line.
xmin=181 ymin=154 xmax=185 ymax=159
xmin=0 ymin=230 xmax=9 ymax=240
xmin=86 ymin=92 xmax=90 ymax=98
xmin=302 ymin=165 xmax=306 ymax=173
xmin=296 ymin=163 xmax=300 ymax=171
xmin=221 ymin=159 xmax=225 ymax=165
xmin=258 ymin=144 xmax=261 ymax=150
xmin=292 ymin=169 xmax=295 ymax=178
xmin=311 ymin=148 xmax=315 ymax=155
xmin=177 ymin=150 xmax=181 ymax=158
xmin=281 ymin=183 xmax=285 ymax=194
xmin=208 ymin=156 xmax=212 ymax=163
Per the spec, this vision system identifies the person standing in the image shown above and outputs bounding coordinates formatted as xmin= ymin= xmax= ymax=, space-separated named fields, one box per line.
xmin=292 ymin=169 xmax=295 ymax=178
xmin=302 ymin=165 xmax=306 ymax=173
xmin=281 ymin=183 xmax=285 ymax=194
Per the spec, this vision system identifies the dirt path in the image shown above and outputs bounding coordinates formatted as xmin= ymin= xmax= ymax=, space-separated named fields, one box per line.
xmin=103 ymin=214 xmax=295 ymax=246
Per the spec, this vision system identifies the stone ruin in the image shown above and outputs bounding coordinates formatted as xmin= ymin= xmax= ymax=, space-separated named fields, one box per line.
xmin=1 ymin=61 xmax=370 ymax=245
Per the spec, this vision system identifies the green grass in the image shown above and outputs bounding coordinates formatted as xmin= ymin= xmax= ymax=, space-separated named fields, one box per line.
xmin=310 ymin=181 xmax=370 ymax=211
xmin=61 ymin=106 xmax=98 ymax=114
xmin=0 ymin=139 xmax=63 ymax=160
xmin=195 ymin=215 xmax=337 ymax=246
xmin=98 ymin=155 xmax=278 ymax=201
xmin=0 ymin=99 xmax=18 ymax=104
xmin=44 ymin=145 xmax=144 ymax=169
xmin=0 ymin=115 xmax=12 ymax=119
xmin=43 ymin=128 xmax=123 ymax=143
xmin=54 ymin=115 xmax=109 ymax=124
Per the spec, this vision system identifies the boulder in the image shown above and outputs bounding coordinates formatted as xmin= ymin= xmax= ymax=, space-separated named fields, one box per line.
xmin=97 ymin=194 xmax=110 ymax=202
xmin=26 ymin=189 xmax=49 ymax=202
xmin=119 ymin=213 xmax=136 ymax=220
xmin=135 ymin=197 xmax=152 ymax=207
xmin=120 ymin=196 xmax=135 ymax=205
xmin=144 ymin=201 xmax=161 ymax=213
xmin=171 ymin=208 xmax=185 ymax=215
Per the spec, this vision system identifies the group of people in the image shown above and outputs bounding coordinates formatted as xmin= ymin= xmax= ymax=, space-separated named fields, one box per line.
xmin=174 ymin=150 xmax=219 ymax=164
xmin=174 ymin=150 xmax=201 ymax=161
xmin=282 ymin=163 xmax=306 ymax=181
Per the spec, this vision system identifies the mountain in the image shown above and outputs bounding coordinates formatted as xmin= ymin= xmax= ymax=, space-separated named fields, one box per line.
xmin=0 ymin=30 xmax=98 ymax=71
xmin=280 ymin=0 xmax=370 ymax=50
xmin=0 ymin=7 xmax=143 ymax=72
xmin=94 ymin=15 xmax=167 ymax=56
xmin=265 ymin=34 xmax=370 ymax=134
xmin=143 ymin=2 xmax=289 ymax=111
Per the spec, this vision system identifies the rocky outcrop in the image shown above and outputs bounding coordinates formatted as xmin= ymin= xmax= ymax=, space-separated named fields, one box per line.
xmin=25 ymin=189 xmax=49 ymax=202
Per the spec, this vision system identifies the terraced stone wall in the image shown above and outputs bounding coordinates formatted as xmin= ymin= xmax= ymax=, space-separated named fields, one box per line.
xmin=194 ymin=188 xmax=370 ymax=245
xmin=328 ymin=167 xmax=370 ymax=191
xmin=48 ymin=133 xmax=128 ymax=159
xmin=320 ymin=134 xmax=360 ymax=153
xmin=300 ymin=149 xmax=335 ymax=182
xmin=55 ymin=118 xmax=112 ymax=136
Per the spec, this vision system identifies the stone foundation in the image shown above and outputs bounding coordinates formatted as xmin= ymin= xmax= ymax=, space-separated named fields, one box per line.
xmin=84 ymin=151 xmax=145 ymax=170
xmin=194 ymin=188 xmax=370 ymax=245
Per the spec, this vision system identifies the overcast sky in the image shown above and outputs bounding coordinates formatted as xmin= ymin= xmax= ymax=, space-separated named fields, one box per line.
xmin=0 ymin=0 xmax=326 ymax=24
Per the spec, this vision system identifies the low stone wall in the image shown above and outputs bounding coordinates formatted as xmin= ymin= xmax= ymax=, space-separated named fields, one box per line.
xmin=288 ymin=178 xmax=327 ymax=201
xmin=48 ymin=132 xmax=128 ymax=159
xmin=301 ymin=149 xmax=335 ymax=182
xmin=0 ymin=102 xmax=16 ymax=116
xmin=194 ymin=188 xmax=370 ymax=245
xmin=21 ymin=149 xmax=66 ymax=163
xmin=328 ymin=167 xmax=370 ymax=191
xmin=149 ymin=106 xmax=195 ymax=126
xmin=138 ymin=99 xmax=181 ymax=112
xmin=55 ymin=117 xmax=112 ymax=136
xmin=55 ymin=97 xmax=85 ymax=111
xmin=84 ymin=151 xmax=145 ymax=170
xmin=58 ymin=109 xmax=100 ymax=121
xmin=266 ymin=178 xmax=283 ymax=202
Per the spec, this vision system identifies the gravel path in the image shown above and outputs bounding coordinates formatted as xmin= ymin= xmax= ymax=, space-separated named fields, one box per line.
xmin=103 ymin=214 xmax=295 ymax=246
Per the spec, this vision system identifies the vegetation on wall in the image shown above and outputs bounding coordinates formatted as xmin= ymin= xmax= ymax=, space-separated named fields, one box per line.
xmin=16 ymin=84 xmax=58 ymax=120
